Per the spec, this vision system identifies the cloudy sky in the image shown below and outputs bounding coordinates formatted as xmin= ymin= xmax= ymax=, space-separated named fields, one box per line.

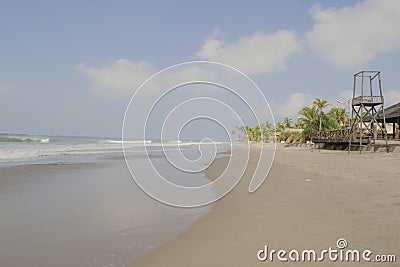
xmin=1 ymin=0 xmax=400 ymax=138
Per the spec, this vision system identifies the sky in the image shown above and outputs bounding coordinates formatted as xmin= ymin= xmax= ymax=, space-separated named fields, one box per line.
xmin=1 ymin=0 xmax=400 ymax=138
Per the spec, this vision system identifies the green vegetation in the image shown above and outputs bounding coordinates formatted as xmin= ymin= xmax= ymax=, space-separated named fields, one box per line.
xmin=313 ymin=98 xmax=330 ymax=131
xmin=235 ymin=122 xmax=275 ymax=142
xmin=298 ymin=99 xmax=345 ymax=140
xmin=235 ymin=98 xmax=348 ymax=143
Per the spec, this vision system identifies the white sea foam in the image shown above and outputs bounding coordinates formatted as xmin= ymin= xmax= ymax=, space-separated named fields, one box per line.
xmin=0 ymin=133 xmax=229 ymax=166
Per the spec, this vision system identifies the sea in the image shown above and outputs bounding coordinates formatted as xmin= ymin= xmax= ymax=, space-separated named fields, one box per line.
xmin=0 ymin=133 xmax=228 ymax=166
xmin=0 ymin=133 xmax=230 ymax=266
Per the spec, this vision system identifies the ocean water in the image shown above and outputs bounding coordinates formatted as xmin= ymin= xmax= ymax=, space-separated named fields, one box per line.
xmin=0 ymin=133 xmax=230 ymax=266
xmin=0 ymin=133 xmax=228 ymax=166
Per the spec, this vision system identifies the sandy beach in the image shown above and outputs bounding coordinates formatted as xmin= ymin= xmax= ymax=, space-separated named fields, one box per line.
xmin=135 ymin=145 xmax=400 ymax=266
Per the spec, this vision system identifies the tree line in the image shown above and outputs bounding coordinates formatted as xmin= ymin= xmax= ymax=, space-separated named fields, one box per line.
xmin=235 ymin=98 xmax=349 ymax=142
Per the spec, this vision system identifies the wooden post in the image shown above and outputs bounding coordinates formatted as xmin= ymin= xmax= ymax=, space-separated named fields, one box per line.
xmin=360 ymin=104 xmax=363 ymax=154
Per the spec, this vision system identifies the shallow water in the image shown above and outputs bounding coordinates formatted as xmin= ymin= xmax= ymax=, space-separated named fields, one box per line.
xmin=0 ymin=145 xmax=228 ymax=266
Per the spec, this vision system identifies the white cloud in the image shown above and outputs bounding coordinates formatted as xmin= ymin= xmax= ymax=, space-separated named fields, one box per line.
xmin=306 ymin=0 xmax=400 ymax=69
xmin=76 ymin=59 xmax=158 ymax=99
xmin=271 ymin=92 xmax=313 ymax=120
xmin=77 ymin=59 xmax=261 ymax=99
xmin=196 ymin=29 xmax=302 ymax=75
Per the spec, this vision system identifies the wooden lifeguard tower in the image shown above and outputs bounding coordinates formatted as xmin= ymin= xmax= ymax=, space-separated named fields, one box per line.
xmin=348 ymin=71 xmax=389 ymax=153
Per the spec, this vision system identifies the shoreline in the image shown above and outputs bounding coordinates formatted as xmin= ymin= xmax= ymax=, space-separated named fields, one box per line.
xmin=1 ymin=145 xmax=399 ymax=266
xmin=0 ymin=154 xmax=213 ymax=266
xmin=135 ymin=144 xmax=400 ymax=266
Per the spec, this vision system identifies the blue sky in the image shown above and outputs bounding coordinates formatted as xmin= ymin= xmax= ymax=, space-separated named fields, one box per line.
xmin=1 ymin=0 xmax=399 ymax=138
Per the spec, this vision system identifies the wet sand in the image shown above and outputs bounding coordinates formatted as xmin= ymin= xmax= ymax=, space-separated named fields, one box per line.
xmin=0 ymin=158 xmax=210 ymax=266
xmin=135 ymin=145 xmax=400 ymax=266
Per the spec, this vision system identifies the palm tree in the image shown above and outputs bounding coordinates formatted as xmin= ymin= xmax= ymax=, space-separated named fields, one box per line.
xmin=260 ymin=122 xmax=274 ymax=142
xmin=244 ymin=126 xmax=256 ymax=142
xmin=275 ymin=122 xmax=285 ymax=133
xmin=283 ymin=117 xmax=292 ymax=128
xmin=294 ymin=118 xmax=304 ymax=129
xmin=298 ymin=106 xmax=319 ymax=139
xmin=327 ymin=107 xmax=348 ymax=128
xmin=235 ymin=122 xmax=275 ymax=142
xmin=313 ymin=98 xmax=330 ymax=131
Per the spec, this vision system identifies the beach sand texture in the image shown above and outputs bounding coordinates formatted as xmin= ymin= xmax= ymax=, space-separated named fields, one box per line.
xmin=136 ymin=145 xmax=400 ymax=266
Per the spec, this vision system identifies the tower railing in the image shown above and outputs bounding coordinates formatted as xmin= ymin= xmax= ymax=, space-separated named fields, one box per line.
xmin=352 ymin=96 xmax=384 ymax=106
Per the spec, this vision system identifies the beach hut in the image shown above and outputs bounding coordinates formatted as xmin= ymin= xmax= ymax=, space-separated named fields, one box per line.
xmin=367 ymin=102 xmax=400 ymax=139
